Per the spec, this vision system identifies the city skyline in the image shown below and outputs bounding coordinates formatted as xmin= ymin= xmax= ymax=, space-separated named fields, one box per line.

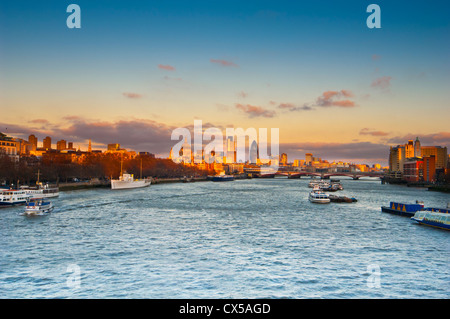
xmin=1 ymin=1 xmax=449 ymax=165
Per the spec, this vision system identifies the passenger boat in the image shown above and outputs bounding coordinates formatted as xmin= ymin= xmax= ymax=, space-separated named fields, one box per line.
xmin=0 ymin=189 xmax=32 ymax=207
xmin=308 ymin=180 xmax=330 ymax=188
xmin=20 ymin=183 xmax=59 ymax=199
xmin=381 ymin=201 xmax=424 ymax=217
xmin=308 ymin=186 xmax=330 ymax=204
xmin=22 ymin=199 xmax=54 ymax=216
xmin=411 ymin=209 xmax=449 ymax=230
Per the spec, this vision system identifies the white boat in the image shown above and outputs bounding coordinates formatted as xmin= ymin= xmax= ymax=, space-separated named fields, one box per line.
xmin=23 ymin=199 xmax=54 ymax=216
xmin=111 ymin=173 xmax=151 ymax=190
xmin=111 ymin=157 xmax=151 ymax=190
xmin=308 ymin=186 xmax=330 ymax=204
xmin=20 ymin=183 xmax=59 ymax=199
xmin=308 ymin=180 xmax=331 ymax=188
xmin=0 ymin=189 xmax=32 ymax=207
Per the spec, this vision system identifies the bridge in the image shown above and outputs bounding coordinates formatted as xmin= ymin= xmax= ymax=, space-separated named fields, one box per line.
xmin=274 ymin=171 xmax=385 ymax=180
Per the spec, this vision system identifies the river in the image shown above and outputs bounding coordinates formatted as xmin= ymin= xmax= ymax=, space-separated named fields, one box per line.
xmin=0 ymin=177 xmax=448 ymax=298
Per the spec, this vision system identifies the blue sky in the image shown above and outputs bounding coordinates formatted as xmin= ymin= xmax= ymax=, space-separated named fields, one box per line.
xmin=0 ymin=0 xmax=449 ymax=163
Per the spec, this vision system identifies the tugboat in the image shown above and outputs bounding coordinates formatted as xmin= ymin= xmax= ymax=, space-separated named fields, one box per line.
xmin=22 ymin=199 xmax=54 ymax=216
xmin=308 ymin=186 xmax=330 ymax=204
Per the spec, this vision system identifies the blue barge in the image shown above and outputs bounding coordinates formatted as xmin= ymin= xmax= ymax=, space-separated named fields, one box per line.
xmin=381 ymin=202 xmax=424 ymax=217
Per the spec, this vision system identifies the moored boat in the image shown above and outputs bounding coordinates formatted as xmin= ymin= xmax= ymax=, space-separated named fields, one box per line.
xmin=111 ymin=173 xmax=151 ymax=190
xmin=308 ymin=186 xmax=330 ymax=204
xmin=381 ymin=201 xmax=424 ymax=217
xmin=20 ymin=183 xmax=59 ymax=199
xmin=22 ymin=199 xmax=54 ymax=216
xmin=111 ymin=157 xmax=151 ymax=190
xmin=0 ymin=189 xmax=32 ymax=207
xmin=210 ymin=172 xmax=235 ymax=182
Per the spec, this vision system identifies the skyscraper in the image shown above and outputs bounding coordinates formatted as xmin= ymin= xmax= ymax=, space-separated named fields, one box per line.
xmin=249 ymin=140 xmax=258 ymax=164
xmin=389 ymin=145 xmax=406 ymax=176
xmin=28 ymin=134 xmax=37 ymax=151
xmin=414 ymin=137 xmax=421 ymax=158
xmin=305 ymin=153 xmax=313 ymax=165
xmin=56 ymin=139 xmax=67 ymax=151
xmin=421 ymin=146 xmax=448 ymax=170
xmin=43 ymin=136 xmax=52 ymax=150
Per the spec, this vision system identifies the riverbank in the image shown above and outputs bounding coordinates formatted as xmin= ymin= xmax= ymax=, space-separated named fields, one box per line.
xmin=428 ymin=185 xmax=450 ymax=193
xmin=57 ymin=174 xmax=253 ymax=190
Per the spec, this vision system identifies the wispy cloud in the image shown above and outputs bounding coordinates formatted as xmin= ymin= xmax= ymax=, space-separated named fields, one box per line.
xmin=371 ymin=76 xmax=392 ymax=90
xmin=210 ymin=59 xmax=238 ymax=67
xmin=359 ymin=128 xmax=390 ymax=137
xmin=235 ymin=103 xmax=276 ymax=118
xmin=315 ymin=90 xmax=356 ymax=108
xmin=158 ymin=64 xmax=176 ymax=71
xmin=372 ymin=54 xmax=381 ymax=61
xmin=122 ymin=92 xmax=143 ymax=99
xmin=277 ymin=103 xmax=313 ymax=112
xmin=29 ymin=119 xmax=49 ymax=124
xmin=237 ymin=91 xmax=248 ymax=98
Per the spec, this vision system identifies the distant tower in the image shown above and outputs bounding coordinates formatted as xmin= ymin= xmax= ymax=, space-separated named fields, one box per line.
xmin=250 ymin=140 xmax=258 ymax=164
xmin=88 ymin=139 xmax=92 ymax=152
xmin=414 ymin=137 xmax=421 ymax=157
xmin=43 ymin=136 xmax=52 ymax=150
xmin=28 ymin=135 xmax=38 ymax=151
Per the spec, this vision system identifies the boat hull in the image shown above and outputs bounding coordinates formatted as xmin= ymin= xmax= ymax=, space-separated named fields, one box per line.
xmin=381 ymin=206 xmax=415 ymax=217
xmin=0 ymin=200 xmax=28 ymax=207
xmin=111 ymin=180 xmax=151 ymax=190
xmin=211 ymin=176 xmax=235 ymax=182
xmin=411 ymin=218 xmax=450 ymax=230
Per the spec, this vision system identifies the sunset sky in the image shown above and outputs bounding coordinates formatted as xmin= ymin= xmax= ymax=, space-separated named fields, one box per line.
xmin=1 ymin=0 xmax=449 ymax=165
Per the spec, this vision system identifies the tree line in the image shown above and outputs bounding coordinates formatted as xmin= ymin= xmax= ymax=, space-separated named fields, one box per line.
xmin=0 ymin=153 xmax=214 ymax=186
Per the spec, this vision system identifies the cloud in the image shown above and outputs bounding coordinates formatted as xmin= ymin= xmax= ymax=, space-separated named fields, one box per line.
xmin=371 ymin=76 xmax=392 ymax=90
xmin=235 ymin=103 xmax=276 ymax=118
xmin=237 ymin=91 xmax=248 ymax=98
xmin=372 ymin=54 xmax=381 ymax=61
xmin=122 ymin=92 xmax=143 ymax=99
xmin=158 ymin=64 xmax=175 ymax=71
xmin=210 ymin=59 xmax=238 ymax=67
xmin=387 ymin=132 xmax=450 ymax=146
xmin=280 ymin=141 xmax=389 ymax=164
xmin=278 ymin=103 xmax=314 ymax=112
xmin=29 ymin=119 xmax=49 ymax=124
xmin=163 ymin=76 xmax=183 ymax=81
xmin=315 ymin=90 xmax=357 ymax=108
xmin=359 ymin=128 xmax=390 ymax=137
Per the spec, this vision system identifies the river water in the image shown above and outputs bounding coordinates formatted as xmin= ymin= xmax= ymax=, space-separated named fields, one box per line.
xmin=0 ymin=178 xmax=448 ymax=298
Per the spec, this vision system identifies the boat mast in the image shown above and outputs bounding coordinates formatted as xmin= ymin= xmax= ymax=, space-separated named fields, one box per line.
xmin=120 ymin=153 xmax=123 ymax=177
xmin=36 ymin=169 xmax=40 ymax=185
